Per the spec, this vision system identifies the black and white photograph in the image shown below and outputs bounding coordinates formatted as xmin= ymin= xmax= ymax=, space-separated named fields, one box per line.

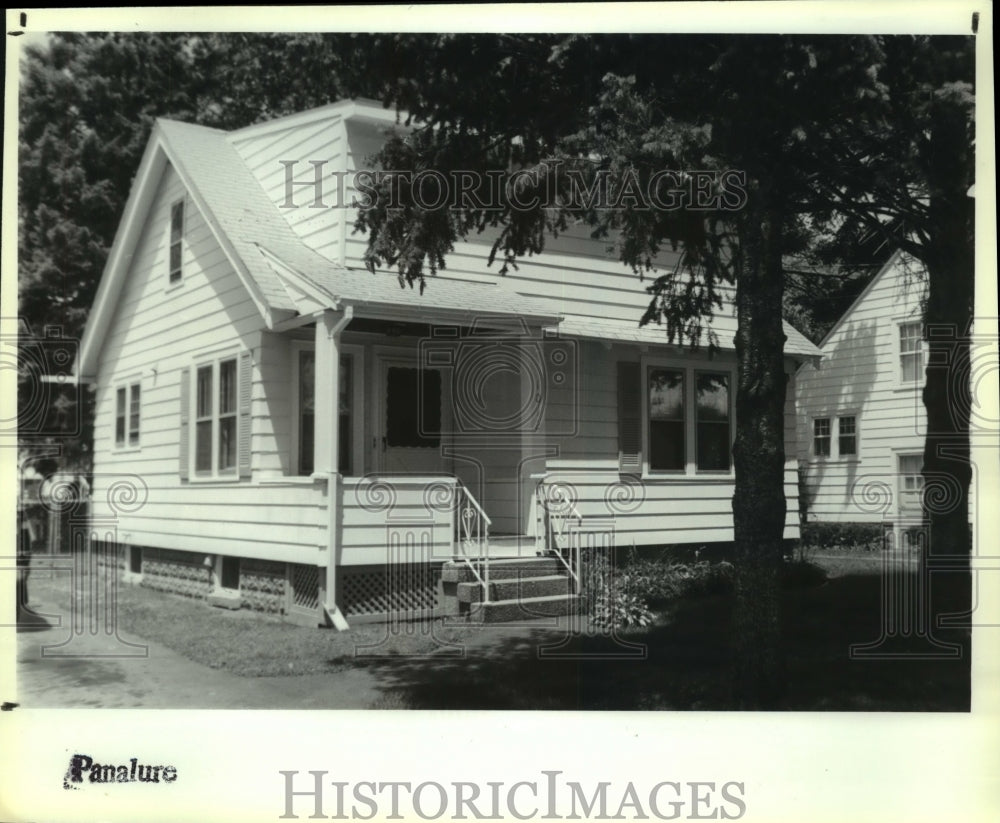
xmin=1 ymin=4 xmax=997 ymax=822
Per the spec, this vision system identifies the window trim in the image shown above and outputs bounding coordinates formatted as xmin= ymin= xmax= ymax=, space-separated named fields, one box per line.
xmin=892 ymin=316 xmax=927 ymax=391
xmin=188 ymin=348 xmax=242 ymax=482
xmin=810 ymin=411 xmax=861 ymax=462
xmin=291 ymin=340 xmax=365 ymax=478
xmin=640 ymin=355 xmax=736 ymax=478
xmin=112 ymin=378 xmax=143 ymax=453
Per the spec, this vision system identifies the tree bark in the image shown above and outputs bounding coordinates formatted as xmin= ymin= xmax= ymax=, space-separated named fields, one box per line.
xmin=731 ymin=183 xmax=789 ymax=708
xmin=921 ymin=96 xmax=975 ymax=630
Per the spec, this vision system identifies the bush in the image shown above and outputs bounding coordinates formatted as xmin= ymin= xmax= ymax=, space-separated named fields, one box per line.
xmin=800 ymin=522 xmax=884 ymax=553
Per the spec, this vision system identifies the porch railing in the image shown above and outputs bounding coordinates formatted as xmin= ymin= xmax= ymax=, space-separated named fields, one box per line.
xmin=454 ymin=482 xmax=493 ymax=603
xmin=533 ymin=477 xmax=583 ymax=595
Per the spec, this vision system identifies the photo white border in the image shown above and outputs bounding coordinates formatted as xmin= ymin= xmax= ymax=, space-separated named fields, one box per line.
xmin=1 ymin=5 xmax=996 ymax=823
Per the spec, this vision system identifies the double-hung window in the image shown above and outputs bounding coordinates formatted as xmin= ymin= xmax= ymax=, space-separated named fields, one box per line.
xmin=898 ymin=320 xmax=924 ymax=386
xmin=813 ymin=418 xmax=831 ymax=458
xmin=647 ymin=367 xmax=685 ymax=472
xmin=898 ymin=454 xmax=924 ymax=513
xmin=114 ymin=382 xmax=141 ymax=448
xmin=643 ymin=360 xmax=733 ymax=475
xmin=169 ymin=200 xmax=184 ymax=283
xmin=195 ymin=357 xmax=238 ymax=476
xmin=812 ymin=414 xmax=859 ymax=460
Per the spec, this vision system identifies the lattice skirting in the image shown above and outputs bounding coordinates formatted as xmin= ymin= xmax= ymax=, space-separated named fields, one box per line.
xmin=241 ymin=558 xmax=287 ymax=614
xmin=92 ymin=540 xmax=126 ymax=571
xmin=288 ymin=563 xmax=320 ymax=612
xmin=339 ymin=563 xmax=444 ymax=619
xmin=141 ymin=548 xmax=213 ymax=599
xmin=90 ymin=543 xmax=447 ymax=623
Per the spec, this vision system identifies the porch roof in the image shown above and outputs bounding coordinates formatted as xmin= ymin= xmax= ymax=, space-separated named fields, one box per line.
xmin=553 ymin=316 xmax=822 ymax=361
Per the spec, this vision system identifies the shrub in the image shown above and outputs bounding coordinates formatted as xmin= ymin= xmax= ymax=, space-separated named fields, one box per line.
xmin=800 ymin=522 xmax=884 ymax=553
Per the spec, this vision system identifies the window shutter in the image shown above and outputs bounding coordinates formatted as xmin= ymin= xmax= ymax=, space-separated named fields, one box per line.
xmin=178 ymin=367 xmax=190 ymax=481
xmin=617 ymin=361 xmax=642 ymax=474
xmin=238 ymin=350 xmax=252 ymax=479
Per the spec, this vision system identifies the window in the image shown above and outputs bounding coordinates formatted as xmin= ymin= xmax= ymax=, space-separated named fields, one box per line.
xmin=813 ymin=418 xmax=831 ymax=457
xmin=812 ymin=414 xmax=858 ymax=460
xmin=899 ymin=454 xmax=924 ymax=513
xmin=297 ymin=349 xmax=355 ymax=475
xmin=169 ymin=200 xmax=184 ymax=283
xmin=386 ymin=366 xmax=441 ymax=448
xmin=648 ymin=367 xmax=685 ymax=471
xmin=115 ymin=383 xmax=141 ymax=448
xmin=695 ymin=372 xmax=731 ymax=471
xmin=838 ymin=415 xmax=857 ymax=457
xmin=194 ymin=357 xmax=238 ymax=476
xmin=899 ymin=321 xmax=924 ymax=384
xmin=116 ymin=388 xmax=126 ymax=446
xmin=218 ymin=359 xmax=237 ymax=472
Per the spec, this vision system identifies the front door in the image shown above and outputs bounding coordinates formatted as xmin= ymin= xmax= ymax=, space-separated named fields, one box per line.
xmin=377 ymin=354 xmax=450 ymax=476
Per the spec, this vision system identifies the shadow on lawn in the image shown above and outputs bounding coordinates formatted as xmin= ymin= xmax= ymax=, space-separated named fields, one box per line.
xmin=352 ymin=568 xmax=971 ymax=711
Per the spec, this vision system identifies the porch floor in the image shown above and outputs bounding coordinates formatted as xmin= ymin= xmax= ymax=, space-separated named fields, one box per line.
xmin=457 ymin=534 xmax=541 ymax=560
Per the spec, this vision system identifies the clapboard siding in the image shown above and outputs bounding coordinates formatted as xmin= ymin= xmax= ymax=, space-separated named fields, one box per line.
xmin=539 ymin=341 xmax=801 ymax=544
xmin=232 ymin=113 xmax=347 ymax=263
xmin=91 ymin=163 xmax=323 ymax=563
xmin=796 ymin=254 xmax=933 ymax=523
xmin=340 ymin=478 xmax=454 ymax=566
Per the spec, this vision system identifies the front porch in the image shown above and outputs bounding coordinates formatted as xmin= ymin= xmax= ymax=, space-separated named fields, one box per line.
xmin=334 ymin=473 xmax=591 ymax=624
xmin=272 ymin=300 xmax=582 ymax=626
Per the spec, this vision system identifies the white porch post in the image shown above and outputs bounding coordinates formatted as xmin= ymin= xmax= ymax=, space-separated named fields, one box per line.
xmin=315 ymin=308 xmax=352 ymax=630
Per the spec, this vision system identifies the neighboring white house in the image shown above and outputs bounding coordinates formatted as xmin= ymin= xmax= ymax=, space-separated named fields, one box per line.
xmin=75 ymin=100 xmax=820 ymax=626
xmin=796 ymin=251 xmax=934 ymax=531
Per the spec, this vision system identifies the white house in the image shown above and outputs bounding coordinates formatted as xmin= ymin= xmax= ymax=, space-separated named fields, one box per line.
xmin=795 ymin=251 xmax=935 ymax=534
xmin=75 ymin=100 xmax=820 ymax=626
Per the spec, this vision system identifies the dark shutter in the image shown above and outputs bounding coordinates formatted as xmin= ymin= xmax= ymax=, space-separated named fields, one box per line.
xmin=178 ymin=367 xmax=190 ymax=481
xmin=617 ymin=361 xmax=642 ymax=474
xmin=238 ymin=350 xmax=252 ymax=479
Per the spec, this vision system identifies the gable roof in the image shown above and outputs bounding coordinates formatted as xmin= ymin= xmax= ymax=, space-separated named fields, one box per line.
xmin=815 ymin=249 xmax=914 ymax=350
xmin=77 ymin=106 xmax=821 ymax=377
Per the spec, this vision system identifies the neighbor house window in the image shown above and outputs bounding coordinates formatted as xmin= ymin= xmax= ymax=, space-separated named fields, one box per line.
xmin=813 ymin=418 xmax=831 ymax=458
xmin=813 ymin=414 xmax=859 ymax=460
xmin=195 ymin=357 xmax=238 ymax=476
xmin=648 ymin=367 xmax=685 ymax=471
xmin=838 ymin=415 xmax=857 ymax=457
xmin=169 ymin=200 xmax=184 ymax=283
xmin=899 ymin=454 xmax=924 ymax=513
xmin=695 ymin=372 xmax=731 ymax=471
xmin=899 ymin=321 xmax=924 ymax=384
xmin=115 ymin=383 xmax=141 ymax=448
xmin=297 ymin=349 xmax=354 ymax=475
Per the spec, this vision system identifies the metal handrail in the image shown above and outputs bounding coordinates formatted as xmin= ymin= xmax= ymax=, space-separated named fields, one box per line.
xmin=454 ymin=482 xmax=492 ymax=604
xmin=535 ymin=480 xmax=583 ymax=593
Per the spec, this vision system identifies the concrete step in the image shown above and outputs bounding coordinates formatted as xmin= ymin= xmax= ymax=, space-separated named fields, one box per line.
xmin=457 ymin=574 xmax=574 ymax=604
xmin=442 ymin=555 xmax=564 ymax=584
xmin=465 ymin=593 xmax=583 ymax=623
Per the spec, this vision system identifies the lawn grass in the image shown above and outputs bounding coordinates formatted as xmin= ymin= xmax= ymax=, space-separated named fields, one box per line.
xmin=23 ymin=551 xmax=971 ymax=710
xmin=24 ymin=564 xmax=485 ymax=677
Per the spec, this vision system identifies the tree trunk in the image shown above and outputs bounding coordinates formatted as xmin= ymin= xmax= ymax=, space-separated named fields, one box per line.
xmin=921 ymin=95 xmax=975 ymax=625
xmin=731 ymin=185 xmax=788 ymax=708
